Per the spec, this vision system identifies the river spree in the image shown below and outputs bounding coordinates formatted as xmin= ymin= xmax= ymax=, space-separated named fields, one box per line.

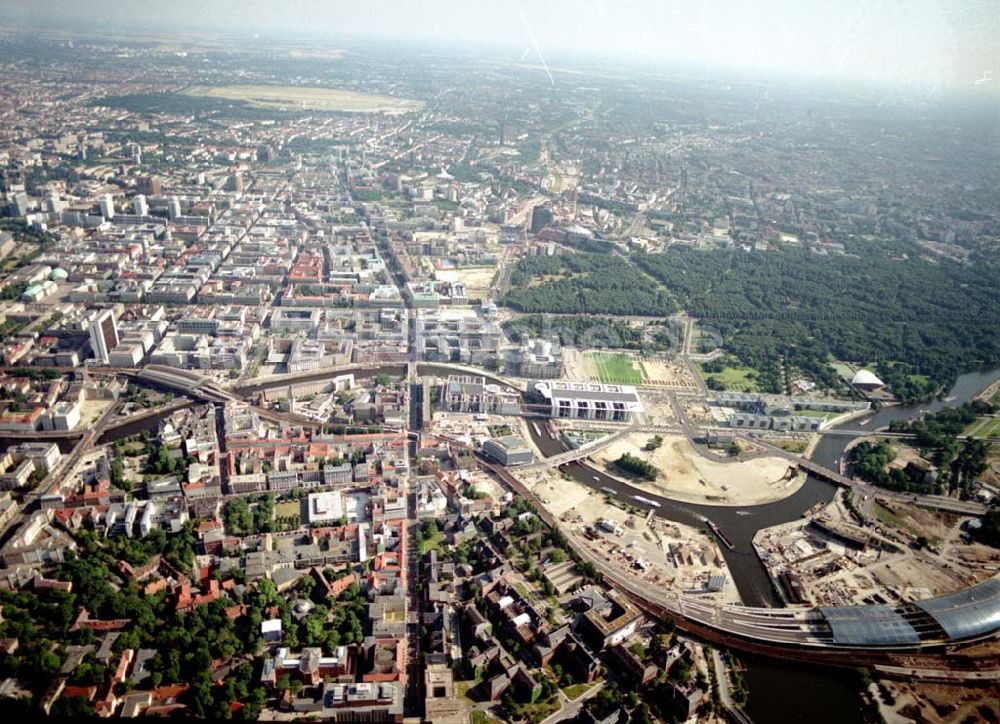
xmin=528 ymin=368 xmax=1000 ymax=723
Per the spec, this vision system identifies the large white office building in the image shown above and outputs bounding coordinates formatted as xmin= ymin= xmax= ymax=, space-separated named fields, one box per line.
xmin=528 ymin=380 xmax=644 ymax=423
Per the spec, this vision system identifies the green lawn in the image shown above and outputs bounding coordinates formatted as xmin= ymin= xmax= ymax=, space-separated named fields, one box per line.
xmin=509 ymin=697 xmax=561 ymax=724
xmin=991 ymin=389 xmax=1000 ymax=406
xmin=419 ymin=530 xmax=445 ymax=555
xmin=275 ymin=501 xmax=302 ymax=519
xmin=470 ymin=712 xmax=490 ymax=724
xmin=699 ymin=362 xmax=761 ymax=392
xmin=968 ymin=418 xmax=1000 ymax=439
xmin=772 ymin=439 xmax=808 ymax=453
xmin=794 ymin=409 xmax=841 ymax=419
xmin=460 ymin=682 xmax=483 ymax=705
xmin=592 ymin=352 xmax=644 ymax=385
xmin=562 ymin=682 xmax=597 ymax=700
xmin=872 ymin=502 xmax=904 ymax=529
xmin=963 ymin=419 xmax=987 ymax=437
xmin=872 ymin=502 xmax=922 ymax=538
xmin=831 ymin=361 xmax=856 ymax=379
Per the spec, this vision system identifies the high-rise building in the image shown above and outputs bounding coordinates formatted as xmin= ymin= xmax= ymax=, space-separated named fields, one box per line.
xmin=167 ymin=196 xmax=182 ymax=220
xmin=99 ymin=194 xmax=115 ymax=220
xmin=133 ymin=194 xmax=149 ymax=217
xmin=88 ymin=309 xmax=119 ymax=364
xmin=257 ymin=144 xmax=276 ymax=162
xmin=11 ymin=192 xmax=30 ymax=217
xmin=530 ymin=205 xmax=553 ymax=234
xmin=140 ymin=176 xmax=161 ymax=195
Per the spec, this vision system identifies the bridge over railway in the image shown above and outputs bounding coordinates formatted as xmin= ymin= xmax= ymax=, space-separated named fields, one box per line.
xmin=735 ymin=433 xmax=987 ymax=516
xmin=135 ymin=365 xmax=323 ymax=430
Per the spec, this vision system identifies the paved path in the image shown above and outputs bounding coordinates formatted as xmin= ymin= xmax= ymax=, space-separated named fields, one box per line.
xmin=539 ymin=680 xmax=607 ymax=724
xmin=712 ymin=649 xmax=753 ymax=724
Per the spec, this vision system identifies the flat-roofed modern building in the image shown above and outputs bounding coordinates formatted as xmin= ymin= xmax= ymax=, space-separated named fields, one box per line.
xmin=482 ymin=436 xmax=533 ymax=466
xmin=438 ymin=375 xmax=521 ymax=416
xmin=529 ymin=380 xmax=643 ymax=423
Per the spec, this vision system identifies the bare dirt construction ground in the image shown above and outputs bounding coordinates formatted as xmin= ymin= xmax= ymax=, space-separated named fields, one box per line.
xmin=637 ymin=391 xmax=677 ymax=426
xmin=594 ymin=434 xmax=804 ymax=506
xmin=562 ymin=348 xmax=589 ymax=380
xmin=77 ymin=399 xmax=114 ymax=428
xmin=638 ymin=357 xmax=699 ymax=391
xmin=433 ymin=267 xmax=496 ymax=300
xmin=525 ymin=470 xmax=741 ymax=604
xmin=183 ymin=85 xmax=424 ymax=113
xmin=526 ymin=469 xmax=596 ymax=519
xmin=682 ymin=399 xmax=714 ymax=425
xmin=867 ymin=555 xmax=969 ymax=601
xmin=877 ymin=679 xmax=999 ymax=724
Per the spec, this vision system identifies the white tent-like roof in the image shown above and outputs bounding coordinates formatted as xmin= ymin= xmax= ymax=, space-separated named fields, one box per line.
xmin=851 ymin=369 xmax=884 ymax=387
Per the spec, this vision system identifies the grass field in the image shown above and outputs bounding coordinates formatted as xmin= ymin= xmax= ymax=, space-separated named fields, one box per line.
xmin=699 ymin=362 xmax=760 ymax=392
xmin=968 ymin=418 xmax=1000 ymax=439
xmin=183 ymin=84 xmax=423 ymax=113
xmin=592 ymin=352 xmax=644 ymax=385
xmin=275 ymin=501 xmax=302 ymax=520
xmin=831 ymin=361 xmax=855 ymax=379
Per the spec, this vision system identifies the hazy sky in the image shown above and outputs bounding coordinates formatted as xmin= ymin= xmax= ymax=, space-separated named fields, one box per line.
xmin=7 ymin=0 xmax=1000 ymax=89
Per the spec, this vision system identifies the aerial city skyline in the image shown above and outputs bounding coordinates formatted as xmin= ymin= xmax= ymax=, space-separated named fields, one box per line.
xmin=0 ymin=2 xmax=997 ymax=722
xmin=7 ymin=0 xmax=1000 ymax=90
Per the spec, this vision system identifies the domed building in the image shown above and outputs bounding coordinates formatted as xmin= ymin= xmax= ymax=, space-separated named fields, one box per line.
xmin=851 ymin=369 xmax=884 ymax=391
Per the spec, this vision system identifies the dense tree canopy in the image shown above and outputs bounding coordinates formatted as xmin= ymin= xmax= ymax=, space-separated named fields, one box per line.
xmin=503 ymin=253 xmax=675 ymax=317
xmin=635 ymin=242 xmax=1000 ymax=400
xmin=504 ymin=314 xmax=680 ymax=352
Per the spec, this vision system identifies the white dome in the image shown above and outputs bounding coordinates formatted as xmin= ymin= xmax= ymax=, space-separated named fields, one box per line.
xmin=851 ymin=369 xmax=884 ymax=387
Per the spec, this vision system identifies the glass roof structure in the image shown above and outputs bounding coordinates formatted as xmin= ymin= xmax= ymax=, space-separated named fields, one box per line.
xmin=914 ymin=577 xmax=1000 ymax=641
xmin=819 ymin=605 xmax=920 ymax=646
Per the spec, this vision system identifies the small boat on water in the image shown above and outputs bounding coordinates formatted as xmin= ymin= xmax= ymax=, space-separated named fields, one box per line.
xmin=706 ymin=519 xmax=734 ymax=549
xmin=633 ymin=495 xmax=661 ymax=509
xmin=736 ymin=510 xmax=750 ymax=516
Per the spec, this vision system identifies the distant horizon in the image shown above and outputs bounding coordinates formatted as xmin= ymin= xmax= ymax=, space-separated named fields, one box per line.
xmin=3 ymin=0 xmax=998 ymax=95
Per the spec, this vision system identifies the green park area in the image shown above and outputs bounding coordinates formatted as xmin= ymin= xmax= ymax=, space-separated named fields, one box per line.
xmin=593 ymin=353 xmax=645 ymax=385
xmin=698 ymin=360 xmax=760 ymax=392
